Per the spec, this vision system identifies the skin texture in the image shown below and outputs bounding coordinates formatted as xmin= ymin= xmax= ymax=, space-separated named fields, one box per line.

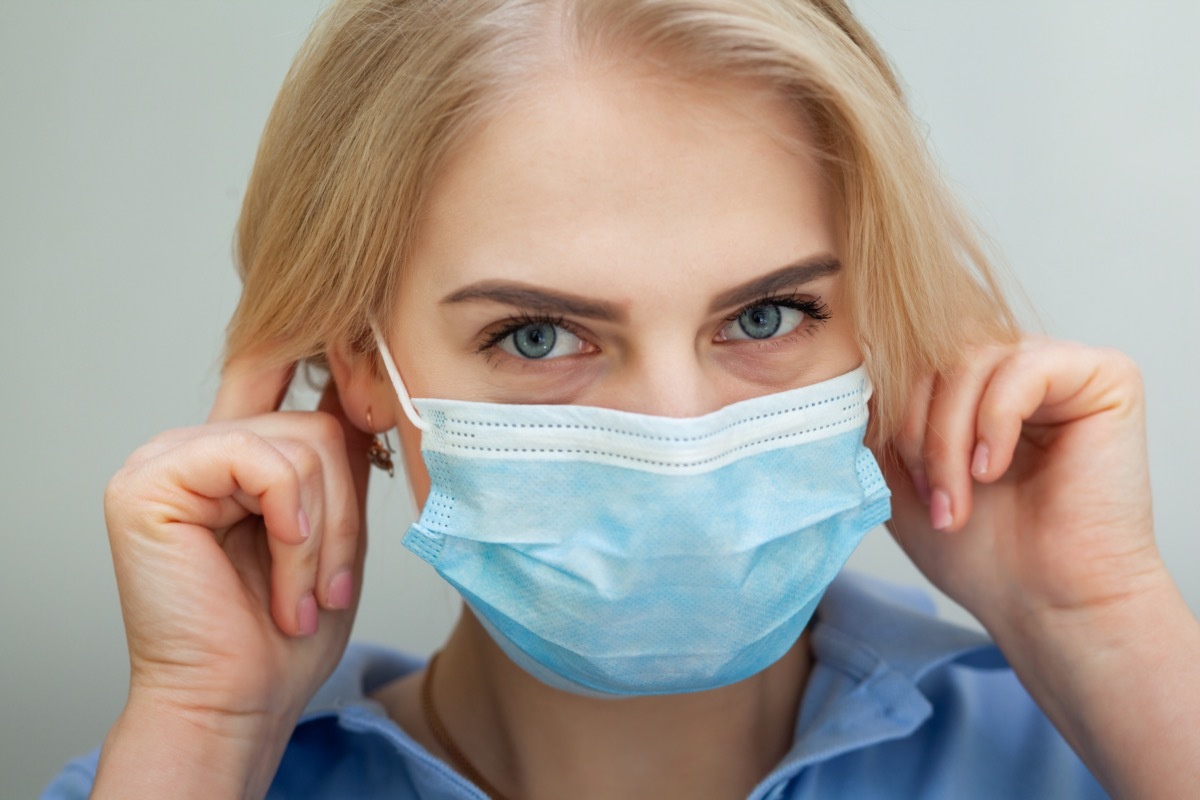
xmin=91 ymin=66 xmax=1199 ymax=800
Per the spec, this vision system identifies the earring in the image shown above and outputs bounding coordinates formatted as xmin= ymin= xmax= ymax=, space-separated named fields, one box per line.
xmin=366 ymin=408 xmax=396 ymax=478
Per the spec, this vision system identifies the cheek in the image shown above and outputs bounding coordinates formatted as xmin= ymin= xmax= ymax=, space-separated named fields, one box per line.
xmin=819 ymin=281 xmax=862 ymax=369
xmin=711 ymin=335 xmax=859 ymax=394
xmin=394 ymin=412 xmax=431 ymax=507
xmin=471 ymin=357 xmax=605 ymax=405
xmin=823 ymin=312 xmax=863 ymax=370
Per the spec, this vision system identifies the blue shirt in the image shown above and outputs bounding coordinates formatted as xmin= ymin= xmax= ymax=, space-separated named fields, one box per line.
xmin=42 ymin=573 xmax=1108 ymax=799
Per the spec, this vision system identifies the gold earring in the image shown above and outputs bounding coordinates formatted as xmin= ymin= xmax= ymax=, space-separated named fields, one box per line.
xmin=365 ymin=408 xmax=396 ymax=478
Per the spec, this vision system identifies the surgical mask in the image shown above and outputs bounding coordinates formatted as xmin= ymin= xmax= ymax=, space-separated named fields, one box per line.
xmin=372 ymin=325 xmax=890 ymax=697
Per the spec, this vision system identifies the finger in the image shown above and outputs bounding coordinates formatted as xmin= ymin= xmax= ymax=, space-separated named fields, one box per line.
xmin=265 ymin=438 xmax=327 ymax=636
xmin=970 ymin=356 xmax=1035 ymax=484
xmin=892 ymin=371 xmax=936 ymax=505
xmin=312 ymin=383 xmax=371 ymax=611
xmin=194 ymin=397 xmax=370 ymax=617
xmin=209 ymin=349 xmax=296 ymax=423
xmin=305 ymin=417 xmax=362 ymax=612
xmin=146 ymin=430 xmax=309 ymax=546
xmin=1023 ymin=346 xmax=1142 ymax=428
xmin=923 ymin=349 xmax=1006 ymax=532
xmin=316 ymin=380 xmax=374 ymax=516
xmin=972 ymin=345 xmax=1142 ymax=482
xmin=251 ymin=387 xmax=370 ymax=618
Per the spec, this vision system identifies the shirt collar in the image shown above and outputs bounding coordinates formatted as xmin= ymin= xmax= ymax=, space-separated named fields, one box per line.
xmin=747 ymin=572 xmax=1005 ymax=798
xmin=302 ymin=642 xmax=417 ymax=720
xmin=815 ymin=571 xmax=1003 ymax=681
xmin=299 ymin=571 xmax=1006 ymax=798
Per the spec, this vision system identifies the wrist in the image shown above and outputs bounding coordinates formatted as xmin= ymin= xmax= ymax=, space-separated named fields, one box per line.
xmin=984 ymin=569 xmax=1200 ymax=798
xmin=974 ymin=543 xmax=1170 ymax=646
xmin=988 ymin=561 xmax=1175 ymax=651
xmin=91 ymin=693 xmax=297 ymax=800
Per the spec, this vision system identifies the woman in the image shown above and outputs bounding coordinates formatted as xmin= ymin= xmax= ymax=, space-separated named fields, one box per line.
xmin=44 ymin=1 xmax=1199 ymax=798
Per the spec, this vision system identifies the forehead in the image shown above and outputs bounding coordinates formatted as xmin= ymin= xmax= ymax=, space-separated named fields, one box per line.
xmin=405 ymin=67 xmax=839 ymax=299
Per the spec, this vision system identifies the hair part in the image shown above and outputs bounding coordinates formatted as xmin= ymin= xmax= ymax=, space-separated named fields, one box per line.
xmin=227 ymin=0 xmax=1018 ymax=445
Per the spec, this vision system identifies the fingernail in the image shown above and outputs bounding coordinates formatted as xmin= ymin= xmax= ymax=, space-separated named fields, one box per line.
xmin=328 ymin=570 xmax=354 ymax=610
xmin=297 ymin=592 xmax=319 ymax=637
xmin=298 ymin=509 xmax=311 ymax=540
xmin=971 ymin=442 xmax=990 ymax=478
xmin=912 ymin=471 xmax=932 ymax=506
xmin=931 ymin=489 xmax=953 ymax=531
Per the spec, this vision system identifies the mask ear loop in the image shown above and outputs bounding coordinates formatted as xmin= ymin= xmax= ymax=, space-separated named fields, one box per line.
xmin=369 ymin=320 xmax=430 ymax=433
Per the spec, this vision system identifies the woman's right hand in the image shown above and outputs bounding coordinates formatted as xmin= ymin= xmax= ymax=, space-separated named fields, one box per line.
xmin=91 ymin=354 xmax=374 ymax=799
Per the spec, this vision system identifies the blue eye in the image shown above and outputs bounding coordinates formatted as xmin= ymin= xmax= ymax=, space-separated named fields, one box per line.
xmin=512 ymin=323 xmax=555 ymax=358
xmin=719 ymin=303 xmax=808 ymax=342
xmin=498 ymin=322 xmax=587 ymax=359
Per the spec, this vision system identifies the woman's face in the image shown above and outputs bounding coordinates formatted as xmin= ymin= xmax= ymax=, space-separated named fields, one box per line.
xmin=386 ymin=68 xmax=860 ymax=418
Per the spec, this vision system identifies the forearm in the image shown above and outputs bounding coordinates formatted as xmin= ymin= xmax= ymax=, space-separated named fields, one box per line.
xmin=991 ymin=573 xmax=1200 ymax=799
xmin=90 ymin=695 xmax=293 ymax=800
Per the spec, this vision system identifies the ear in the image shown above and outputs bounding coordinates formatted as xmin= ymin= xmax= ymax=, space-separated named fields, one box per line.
xmin=326 ymin=339 xmax=397 ymax=434
xmin=326 ymin=338 xmax=432 ymax=508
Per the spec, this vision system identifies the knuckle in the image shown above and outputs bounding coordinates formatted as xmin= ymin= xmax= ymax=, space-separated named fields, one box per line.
xmin=103 ymin=469 xmax=135 ymax=515
xmin=1100 ymin=348 xmax=1145 ymax=404
xmin=103 ymin=467 xmax=149 ymax=535
xmin=953 ymin=342 xmax=1007 ymax=381
xmin=308 ymin=411 xmax=344 ymax=447
xmin=291 ymin=443 xmax=324 ymax=481
xmin=296 ymin=540 xmax=321 ymax=567
xmin=273 ymin=534 xmax=320 ymax=572
xmin=284 ymin=543 xmax=322 ymax=578
xmin=328 ymin=505 xmax=360 ymax=545
xmin=922 ymin=422 xmax=956 ymax=465
xmin=146 ymin=426 xmax=193 ymax=448
xmin=223 ymin=428 xmax=267 ymax=454
xmin=1101 ymin=348 xmax=1141 ymax=382
xmin=1011 ymin=345 xmax=1042 ymax=369
xmin=976 ymin=400 xmax=1009 ymax=434
xmin=122 ymin=443 xmax=158 ymax=471
xmin=127 ymin=428 xmax=192 ymax=469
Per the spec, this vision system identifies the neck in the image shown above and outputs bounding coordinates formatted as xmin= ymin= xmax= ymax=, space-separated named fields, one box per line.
xmin=422 ymin=610 xmax=810 ymax=800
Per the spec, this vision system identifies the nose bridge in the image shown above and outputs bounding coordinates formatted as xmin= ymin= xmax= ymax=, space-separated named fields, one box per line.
xmin=615 ymin=334 xmax=720 ymax=419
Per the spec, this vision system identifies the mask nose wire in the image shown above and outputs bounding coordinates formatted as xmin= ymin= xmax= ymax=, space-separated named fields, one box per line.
xmin=369 ymin=320 xmax=430 ymax=433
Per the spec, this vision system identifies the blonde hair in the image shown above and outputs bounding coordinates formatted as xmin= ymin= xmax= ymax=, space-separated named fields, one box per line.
xmin=227 ymin=0 xmax=1018 ymax=444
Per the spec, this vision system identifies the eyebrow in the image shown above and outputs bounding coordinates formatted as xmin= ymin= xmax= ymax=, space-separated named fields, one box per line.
xmin=439 ymin=254 xmax=841 ymax=321
xmin=441 ymin=281 xmax=627 ymax=322
xmin=708 ymin=256 xmax=841 ymax=313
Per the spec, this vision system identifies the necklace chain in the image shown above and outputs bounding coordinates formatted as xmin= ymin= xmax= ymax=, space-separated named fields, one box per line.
xmin=421 ymin=652 xmax=512 ymax=800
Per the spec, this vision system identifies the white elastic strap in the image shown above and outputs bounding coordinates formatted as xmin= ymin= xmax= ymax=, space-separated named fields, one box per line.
xmin=369 ymin=320 xmax=430 ymax=432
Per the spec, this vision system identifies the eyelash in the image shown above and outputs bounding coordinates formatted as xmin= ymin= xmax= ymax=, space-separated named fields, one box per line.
xmin=475 ymin=292 xmax=832 ymax=357
xmin=475 ymin=312 xmax=577 ymax=356
xmin=722 ymin=291 xmax=832 ymax=331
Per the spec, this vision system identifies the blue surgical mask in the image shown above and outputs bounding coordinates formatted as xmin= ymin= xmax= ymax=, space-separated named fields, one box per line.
xmin=372 ymin=325 xmax=890 ymax=697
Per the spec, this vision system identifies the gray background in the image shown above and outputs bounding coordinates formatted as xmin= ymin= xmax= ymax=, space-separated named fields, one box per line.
xmin=2 ymin=2 xmax=1196 ymax=795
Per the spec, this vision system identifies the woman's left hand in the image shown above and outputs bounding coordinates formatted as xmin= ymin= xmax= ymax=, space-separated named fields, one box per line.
xmin=881 ymin=335 xmax=1200 ymax=798
xmin=883 ymin=335 xmax=1161 ymax=629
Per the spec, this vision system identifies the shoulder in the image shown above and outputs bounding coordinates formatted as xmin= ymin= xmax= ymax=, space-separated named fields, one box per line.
xmin=766 ymin=573 xmax=1109 ymax=800
xmin=271 ymin=643 xmax=484 ymax=799
xmin=41 ymin=644 xmax=478 ymax=800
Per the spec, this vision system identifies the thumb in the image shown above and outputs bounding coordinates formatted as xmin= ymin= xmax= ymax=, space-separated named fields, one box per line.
xmin=209 ymin=349 xmax=295 ymax=422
